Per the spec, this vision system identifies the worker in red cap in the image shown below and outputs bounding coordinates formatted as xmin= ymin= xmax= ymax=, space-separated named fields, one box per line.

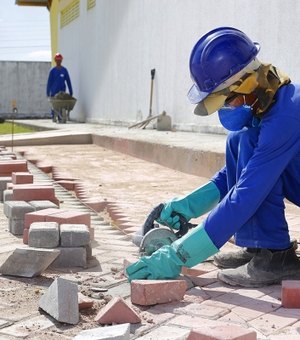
xmin=46 ymin=53 xmax=73 ymax=122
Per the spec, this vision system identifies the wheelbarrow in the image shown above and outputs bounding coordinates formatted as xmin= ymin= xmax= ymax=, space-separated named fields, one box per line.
xmin=49 ymin=92 xmax=77 ymax=123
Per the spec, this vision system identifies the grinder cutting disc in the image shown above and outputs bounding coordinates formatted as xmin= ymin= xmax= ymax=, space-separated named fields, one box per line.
xmin=139 ymin=228 xmax=178 ymax=256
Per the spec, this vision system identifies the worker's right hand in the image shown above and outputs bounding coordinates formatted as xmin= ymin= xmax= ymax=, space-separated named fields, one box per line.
xmin=126 ymin=223 xmax=219 ymax=281
xmin=157 ymin=181 xmax=220 ymax=230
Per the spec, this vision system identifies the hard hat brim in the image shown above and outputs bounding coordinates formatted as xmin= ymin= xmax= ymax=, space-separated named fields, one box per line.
xmin=191 ymin=58 xmax=261 ymax=116
xmin=187 ymin=84 xmax=209 ymax=104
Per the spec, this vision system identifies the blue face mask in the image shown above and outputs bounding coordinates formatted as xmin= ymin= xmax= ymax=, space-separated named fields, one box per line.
xmin=218 ymin=105 xmax=253 ymax=131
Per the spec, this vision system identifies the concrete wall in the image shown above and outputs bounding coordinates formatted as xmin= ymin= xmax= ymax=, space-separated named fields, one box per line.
xmin=0 ymin=61 xmax=51 ymax=119
xmin=56 ymin=0 xmax=300 ymax=132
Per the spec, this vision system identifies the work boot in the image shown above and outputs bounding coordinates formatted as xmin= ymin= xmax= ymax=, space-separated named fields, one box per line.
xmin=213 ymin=247 xmax=260 ymax=269
xmin=217 ymin=246 xmax=300 ymax=288
xmin=214 ymin=239 xmax=298 ymax=269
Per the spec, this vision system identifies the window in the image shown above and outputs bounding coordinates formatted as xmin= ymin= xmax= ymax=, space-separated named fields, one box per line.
xmin=87 ymin=0 xmax=95 ymax=10
xmin=61 ymin=0 xmax=80 ymax=28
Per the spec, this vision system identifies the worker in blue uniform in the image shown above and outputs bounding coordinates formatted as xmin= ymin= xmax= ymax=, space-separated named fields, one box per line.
xmin=46 ymin=53 xmax=73 ymax=122
xmin=126 ymin=27 xmax=300 ymax=287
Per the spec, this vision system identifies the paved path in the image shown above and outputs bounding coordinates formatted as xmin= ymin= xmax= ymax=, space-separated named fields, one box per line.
xmin=0 ymin=120 xmax=299 ymax=339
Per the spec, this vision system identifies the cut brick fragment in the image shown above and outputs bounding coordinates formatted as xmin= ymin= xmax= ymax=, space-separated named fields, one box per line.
xmin=130 ymin=279 xmax=187 ymax=306
xmin=281 ymin=280 xmax=300 ymax=308
xmin=73 ymin=323 xmax=130 ymax=340
xmin=94 ymin=296 xmax=141 ymax=325
xmin=12 ymin=172 xmax=33 ymax=184
xmin=0 ymin=247 xmax=60 ymax=277
xmin=39 ymin=277 xmax=79 ymax=324
xmin=187 ymin=325 xmax=257 ymax=340
xmin=78 ymin=292 xmax=94 ymax=310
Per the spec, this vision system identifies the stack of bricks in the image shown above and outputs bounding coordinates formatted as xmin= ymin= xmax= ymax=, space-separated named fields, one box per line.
xmin=0 ymin=157 xmax=93 ymax=269
xmin=0 ymin=161 xmax=60 ymax=207
xmin=0 ymin=160 xmax=28 ymax=202
xmin=28 ymin=222 xmax=91 ymax=268
xmin=23 ymin=208 xmax=94 ymax=244
xmin=4 ymin=200 xmax=59 ymax=235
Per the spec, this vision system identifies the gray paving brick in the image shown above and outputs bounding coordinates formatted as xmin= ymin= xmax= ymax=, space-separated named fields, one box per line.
xmin=0 ymin=177 xmax=11 ymax=191
xmin=9 ymin=218 xmax=23 ymax=235
xmin=29 ymin=200 xmax=59 ymax=211
xmin=74 ymin=323 xmax=130 ymax=340
xmin=60 ymin=223 xmax=90 ymax=247
xmin=50 ymin=246 xmax=87 ymax=268
xmin=39 ymin=277 xmax=79 ymax=325
xmin=0 ymin=247 xmax=60 ymax=277
xmin=0 ymin=314 xmax=54 ymax=337
xmin=4 ymin=200 xmax=34 ymax=219
xmin=28 ymin=221 xmax=60 ymax=248
xmin=2 ymin=189 xmax=13 ymax=203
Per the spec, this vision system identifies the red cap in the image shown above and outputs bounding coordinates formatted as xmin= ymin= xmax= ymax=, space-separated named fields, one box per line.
xmin=54 ymin=53 xmax=63 ymax=61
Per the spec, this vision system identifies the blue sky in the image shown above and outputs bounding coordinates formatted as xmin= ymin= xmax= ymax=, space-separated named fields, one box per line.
xmin=0 ymin=1 xmax=51 ymax=61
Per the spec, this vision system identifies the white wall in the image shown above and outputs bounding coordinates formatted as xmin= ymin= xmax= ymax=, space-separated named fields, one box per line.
xmin=58 ymin=0 xmax=300 ymax=132
xmin=0 ymin=61 xmax=51 ymax=118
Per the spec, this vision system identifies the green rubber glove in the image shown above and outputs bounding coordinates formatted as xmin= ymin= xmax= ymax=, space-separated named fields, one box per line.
xmin=126 ymin=223 xmax=219 ymax=281
xmin=158 ymin=181 xmax=220 ymax=229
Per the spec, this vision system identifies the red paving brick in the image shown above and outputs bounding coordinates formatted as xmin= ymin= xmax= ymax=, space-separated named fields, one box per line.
xmin=131 ymin=279 xmax=187 ymax=306
xmin=12 ymin=172 xmax=33 ymax=184
xmin=281 ymin=280 xmax=300 ymax=308
xmin=78 ymin=292 xmax=94 ymax=310
xmin=94 ymin=296 xmax=141 ymax=324
xmin=12 ymin=185 xmax=59 ymax=205
xmin=0 ymin=160 xmax=28 ymax=175
xmin=187 ymin=325 xmax=257 ymax=340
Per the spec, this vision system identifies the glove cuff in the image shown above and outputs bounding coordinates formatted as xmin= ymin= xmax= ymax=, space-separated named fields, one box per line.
xmin=172 ymin=223 xmax=219 ymax=268
xmin=184 ymin=181 xmax=220 ymax=218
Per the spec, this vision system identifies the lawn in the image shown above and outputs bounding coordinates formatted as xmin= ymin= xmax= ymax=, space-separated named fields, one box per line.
xmin=0 ymin=122 xmax=37 ymax=134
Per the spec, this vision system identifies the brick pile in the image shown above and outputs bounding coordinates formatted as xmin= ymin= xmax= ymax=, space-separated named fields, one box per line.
xmin=0 ymin=153 xmax=94 ymax=270
xmin=29 ymin=221 xmax=91 ymax=268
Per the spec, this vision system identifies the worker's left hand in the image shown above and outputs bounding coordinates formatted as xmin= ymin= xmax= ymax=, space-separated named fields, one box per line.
xmin=157 ymin=182 xmax=220 ymax=230
xmin=126 ymin=245 xmax=182 ymax=281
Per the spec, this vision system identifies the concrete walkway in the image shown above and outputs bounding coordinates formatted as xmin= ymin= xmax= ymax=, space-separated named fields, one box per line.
xmin=0 ymin=119 xmax=299 ymax=339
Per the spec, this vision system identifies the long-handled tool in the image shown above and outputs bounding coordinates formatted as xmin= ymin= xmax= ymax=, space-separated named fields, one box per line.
xmin=148 ymin=69 xmax=156 ymax=118
xmin=141 ymin=69 xmax=156 ymax=129
xmin=132 ymin=203 xmax=197 ymax=256
xmin=129 ymin=69 xmax=156 ymax=130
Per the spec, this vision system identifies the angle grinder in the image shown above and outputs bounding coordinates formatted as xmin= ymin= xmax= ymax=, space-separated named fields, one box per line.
xmin=132 ymin=203 xmax=197 ymax=256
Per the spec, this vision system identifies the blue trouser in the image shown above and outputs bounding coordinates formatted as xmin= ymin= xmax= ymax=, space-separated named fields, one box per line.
xmin=225 ymin=127 xmax=290 ymax=249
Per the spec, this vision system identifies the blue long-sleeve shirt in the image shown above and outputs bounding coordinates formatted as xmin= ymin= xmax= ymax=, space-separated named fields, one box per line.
xmin=46 ymin=66 xmax=73 ymax=97
xmin=206 ymin=83 xmax=300 ymax=248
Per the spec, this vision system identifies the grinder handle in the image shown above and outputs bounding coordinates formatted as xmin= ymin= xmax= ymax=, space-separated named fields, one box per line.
xmin=142 ymin=203 xmax=197 ymax=238
xmin=173 ymin=213 xmax=197 ymax=238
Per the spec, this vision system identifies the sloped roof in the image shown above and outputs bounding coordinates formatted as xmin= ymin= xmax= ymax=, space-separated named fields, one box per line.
xmin=15 ymin=0 xmax=51 ymax=8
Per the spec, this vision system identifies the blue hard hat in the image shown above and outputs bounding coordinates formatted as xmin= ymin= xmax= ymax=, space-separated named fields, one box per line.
xmin=187 ymin=27 xmax=260 ymax=104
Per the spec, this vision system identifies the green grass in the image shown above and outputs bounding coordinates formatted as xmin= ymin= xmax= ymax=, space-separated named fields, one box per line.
xmin=0 ymin=122 xmax=37 ymax=135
